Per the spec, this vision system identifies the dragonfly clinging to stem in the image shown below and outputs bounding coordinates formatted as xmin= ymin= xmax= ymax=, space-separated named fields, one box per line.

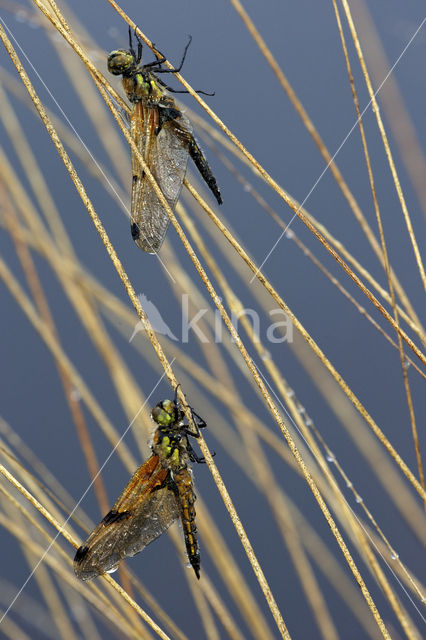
xmin=107 ymin=28 xmax=222 ymax=253
xmin=74 ymin=389 xmax=207 ymax=580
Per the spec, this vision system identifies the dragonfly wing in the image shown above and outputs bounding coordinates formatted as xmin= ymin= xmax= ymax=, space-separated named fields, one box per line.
xmin=130 ymin=103 xmax=189 ymax=253
xmin=74 ymin=457 xmax=180 ymax=580
xmin=169 ymin=111 xmax=222 ymax=205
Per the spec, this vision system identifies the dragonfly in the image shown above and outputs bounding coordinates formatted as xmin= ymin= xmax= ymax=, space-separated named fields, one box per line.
xmin=74 ymin=391 xmax=207 ymax=580
xmin=107 ymin=28 xmax=222 ymax=253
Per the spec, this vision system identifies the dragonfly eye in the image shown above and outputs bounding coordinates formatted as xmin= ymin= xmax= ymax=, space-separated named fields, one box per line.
xmin=107 ymin=49 xmax=135 ymax=75
xmin=152 ymin=400 xmax=176 ymax=426
xmin=161 ymin=399 xmax=175 ymax=415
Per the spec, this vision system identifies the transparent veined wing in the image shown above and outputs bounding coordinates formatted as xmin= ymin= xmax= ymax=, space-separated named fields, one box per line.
xmin=130 ymin=102 xmax=191 ymax=253
xmin=74 ymin=456 xmax=180 ymax=580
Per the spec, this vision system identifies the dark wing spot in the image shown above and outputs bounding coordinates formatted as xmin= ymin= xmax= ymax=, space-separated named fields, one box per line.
xmin=159 ymin=106 xmax=181 ymax=126
xmin=159 ymin=472 xmax=178 ymax=496
xmin=131 ymin=223 xmax=140 ymax=240
xmin=102 ymin=509 xmax=130 ymax=525
xmin=74 ymin=545 xmax=89 ymax=564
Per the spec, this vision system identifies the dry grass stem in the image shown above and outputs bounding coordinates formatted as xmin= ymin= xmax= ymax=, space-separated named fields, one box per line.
xmin=0 ymin=2 xmax=423 ymax=639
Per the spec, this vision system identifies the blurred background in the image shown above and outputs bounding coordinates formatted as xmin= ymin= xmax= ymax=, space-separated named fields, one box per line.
xmin=0 ymin=1 xmax=425 ymax=638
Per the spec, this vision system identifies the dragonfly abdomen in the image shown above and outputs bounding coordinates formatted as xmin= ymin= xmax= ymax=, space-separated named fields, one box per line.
xmin=174 ymin=468 xmax=200 ymax=579
xmin=188 ymin=139 xmax=222 ymax=205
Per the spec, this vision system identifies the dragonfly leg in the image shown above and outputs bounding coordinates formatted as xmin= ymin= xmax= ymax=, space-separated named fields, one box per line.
xmin=187 ymin=441 xmax=216 ymax=464
xmin=153 ymin=35 xmax=192 ymax=74
xmin=128 ymin=26 xmax=142 ymax=64
xmin=143 ymin=56 xmax=167 ymax=69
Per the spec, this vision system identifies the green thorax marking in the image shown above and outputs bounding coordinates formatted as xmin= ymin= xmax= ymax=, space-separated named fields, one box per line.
xmin=122 ymin=71 xmax=164 ymax=104
xmin=151 ymin=399 xmax=192 ymax=470
xmin=154 ymin=427 xmax=189 ymax=471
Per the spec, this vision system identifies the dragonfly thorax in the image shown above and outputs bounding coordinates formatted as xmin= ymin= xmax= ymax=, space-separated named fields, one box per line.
xmin=152 ymin=427 xmax=190 ymax=471
xmin=122 ymin=70 xmax=163 ymax=104
xmin=151 ymin=399 xmax=189 ymax=469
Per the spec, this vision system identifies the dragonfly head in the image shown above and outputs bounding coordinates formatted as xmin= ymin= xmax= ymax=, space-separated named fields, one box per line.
xmin=107 ymin=49 xmax=137 ymax=76
xmin=152 ymin=399 xmax=179 ymax=427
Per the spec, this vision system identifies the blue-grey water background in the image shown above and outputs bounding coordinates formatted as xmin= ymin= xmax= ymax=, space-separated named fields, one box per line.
xmin=0 ymin=1 xmax=425 ymax=638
